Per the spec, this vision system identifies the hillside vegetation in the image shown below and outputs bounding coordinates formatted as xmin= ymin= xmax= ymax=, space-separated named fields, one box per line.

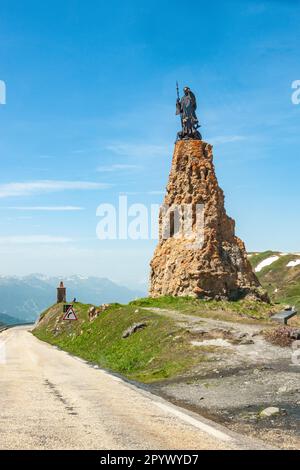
xmin=249 ymin=251 xmax=300 ymax=309
xmin=33 ymin=297 xmax=280 ymax=383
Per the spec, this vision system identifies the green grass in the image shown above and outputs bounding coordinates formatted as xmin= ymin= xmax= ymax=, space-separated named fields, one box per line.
xmin=130 ymin=296 xmax=278 ymax=322
xmin=33 ymin=302 xmax=208 ymax=383
xmin=33 ymin=294 xmax=295 ymax=385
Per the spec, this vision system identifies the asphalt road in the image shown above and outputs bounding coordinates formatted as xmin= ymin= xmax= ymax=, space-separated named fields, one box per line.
xmin=0 ymin=326 xmax=267 ymax=450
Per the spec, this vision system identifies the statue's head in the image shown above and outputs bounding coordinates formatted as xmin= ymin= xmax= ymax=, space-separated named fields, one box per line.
xmin=183 ymin=86 xmax=190 ymax=95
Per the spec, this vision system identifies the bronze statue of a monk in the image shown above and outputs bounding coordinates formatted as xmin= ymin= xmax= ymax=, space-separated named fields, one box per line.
xmin=176 ymin=86 xmax=202 ymax=141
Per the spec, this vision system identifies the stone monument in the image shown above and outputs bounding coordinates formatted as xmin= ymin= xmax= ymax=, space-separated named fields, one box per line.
xmin=149 ymin=87 xmax=268 ymax=301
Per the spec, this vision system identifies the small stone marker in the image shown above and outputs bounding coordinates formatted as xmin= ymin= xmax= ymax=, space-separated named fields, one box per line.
xmin=57 ymin=281 xmax=66 ymax=303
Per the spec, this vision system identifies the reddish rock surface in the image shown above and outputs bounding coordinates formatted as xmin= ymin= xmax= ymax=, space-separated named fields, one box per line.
xmin=149 ymin=140 xmax=268 ymax=301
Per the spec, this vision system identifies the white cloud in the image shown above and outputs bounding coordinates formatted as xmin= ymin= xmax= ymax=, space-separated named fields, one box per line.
xmin=97 ymin=164 xmax=141 ymax=172
xmin=0 ymin=180 xmax=109 ymax=198
xmin=147 ymin=190 xmax=164 ymax=195
xmin=0 ymin=235 xmax=72 ymax=244
xmin=106 ymin=142 xmax=169 ymax=158
xmin=7 ymin=206 xmax=84 ymax=211
xmin=119 ymin=191 xmax=141 ymax=195
xmin=208 ymin=135 xmax=247 ymax=145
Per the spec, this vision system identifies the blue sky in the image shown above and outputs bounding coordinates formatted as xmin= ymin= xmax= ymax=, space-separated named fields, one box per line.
xmin=0 ymin=0 xmax=300 ymax=288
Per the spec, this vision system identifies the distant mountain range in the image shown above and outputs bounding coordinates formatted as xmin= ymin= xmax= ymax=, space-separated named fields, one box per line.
xmin=0 ymin=275 xmax=146 ymax=325
xmin=0 ymin=312 xmax=26 ymax=328
xmin=1 ymin=252 xmax=299 ymax=327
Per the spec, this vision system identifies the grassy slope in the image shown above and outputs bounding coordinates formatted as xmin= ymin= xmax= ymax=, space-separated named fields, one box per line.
xmin=33 ymin=302 xmax=209 ymax=383
xmin=33 ymin=297 xmax=280 ymax=383
xmin=249 ymin=251 xmax=300 ymax=309
xmin=130 ymin=296 xmax=277 ymax=321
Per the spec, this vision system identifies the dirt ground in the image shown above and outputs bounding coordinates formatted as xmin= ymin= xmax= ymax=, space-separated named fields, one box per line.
xmin=145 ymin=308 xmax=300 ymax=450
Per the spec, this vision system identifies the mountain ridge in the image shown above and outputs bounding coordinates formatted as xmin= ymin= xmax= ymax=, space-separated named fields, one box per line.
xmin=0 ymin=312 xmax=27 ymax=327
xmin=0 ymin=274 xmax=146 ymax=323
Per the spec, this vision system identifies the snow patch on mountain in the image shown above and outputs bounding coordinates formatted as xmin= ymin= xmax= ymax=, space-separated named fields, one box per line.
xmin=255 ymin=256 xmax=280 ymax=273
xmin=287 ymin=259 xmax=300 ymax=268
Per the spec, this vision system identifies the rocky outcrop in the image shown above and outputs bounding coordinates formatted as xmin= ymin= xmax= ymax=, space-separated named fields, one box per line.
xmin=88 ymin=304 xmax=110 ymax=321
xmin=122 ymin=322 xmax=147 ymax=339
xmin=149 ymin=140 xmax=268 ymax=301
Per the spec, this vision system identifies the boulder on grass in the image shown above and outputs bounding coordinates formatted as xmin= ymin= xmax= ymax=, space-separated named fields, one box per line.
xmin=122 ymin=322 xmax=147 ymax=339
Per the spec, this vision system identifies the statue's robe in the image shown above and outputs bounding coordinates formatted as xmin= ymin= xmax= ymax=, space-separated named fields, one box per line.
xmin=176 ymin=91 xmax=198 ymax=124
xmin=175 ymin=90 xmax=202 ymax=141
